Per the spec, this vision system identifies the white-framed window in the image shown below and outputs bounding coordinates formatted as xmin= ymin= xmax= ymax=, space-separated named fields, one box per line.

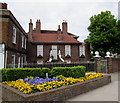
xmin=12 ymin=26 xmax=16 ymax=44
xmin=22 ymin=36 xmax=27 ymax=49
xmin=52 ymin=45 xmax=57 ymax=59
xmin=37 ymin=45 xmax=43 ymax=56
xmin=65 ymin=60 xmax=71 ymax=63
xmin=24 ymin=38 xmax=26 ymax=49
xmin=18 ymin=57 xmax=21 ymax=68
xmin=21 ymin=56 xmax=24 ymax=68
xmin=37 ymin=61 xmax=43 ymax=64
xmin=65 ymin=45 xmax=71 ymax=56
xmin=23 ymin=55 xmax=26 ymax=64
xmin=79 ymin=46 xmax=85 ymax=56
xmin=22 ymin=36 xmax=24 ymax=48
xmin=12 ymin=55 xmax=16 ymax=68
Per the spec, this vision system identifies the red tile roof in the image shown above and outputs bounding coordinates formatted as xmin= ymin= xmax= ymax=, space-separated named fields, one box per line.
xmin=32 ymin=33 xmax=80 ymax=44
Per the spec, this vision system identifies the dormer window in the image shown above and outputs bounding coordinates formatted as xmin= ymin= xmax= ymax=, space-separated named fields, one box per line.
xmin=12 ymin=26 xmax=16 ymax=44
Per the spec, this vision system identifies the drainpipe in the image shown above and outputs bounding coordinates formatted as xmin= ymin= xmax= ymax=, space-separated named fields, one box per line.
xmin=5 ymin=50 xmax=7 ymax=68
xmin=1 ymin=43 xmax=5 ymax=69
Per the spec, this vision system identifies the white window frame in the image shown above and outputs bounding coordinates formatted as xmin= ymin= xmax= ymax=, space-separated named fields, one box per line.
xmin=65 ymin=60 xmax=71 ymax=63
xmin=52 ymin=45 xmax=57 ymax=59
xmin=18 ymin=57 xmax=20 ymax=68
xmin=12 ymin=55 xmax=16 ymax=68
xmin=22 ymin=36 xmax=24 ymax=48
xmin=24 ymin=38 xmax=26 ymax=49
xmin=37 ymin=45 xmax=43 ymax=56
xmin=79 ymin=46 xmax=85 ymax=56
xmin=21 ymin=56 xmax=24 ymax=68
xmin=24 ymin=55 xmax=26 ymax=64
xmin=12 ymin=26 xmax=16 ymax=44
xmin=37 ymin=61 xmax=43 ymax=64
xmin=65 ymin=45 xmax=71 ymax=56
xmin=22 ymin=36 xmax=27 ymax=49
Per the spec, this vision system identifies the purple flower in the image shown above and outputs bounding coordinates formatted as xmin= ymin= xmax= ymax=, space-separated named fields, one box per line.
xmin=23 ymin=76 xmax=64 ymax=85
xmin=35 ymin=77 xmax=40 ymax=79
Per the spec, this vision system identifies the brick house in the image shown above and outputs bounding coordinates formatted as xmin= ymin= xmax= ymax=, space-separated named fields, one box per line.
xmin=0 ymin=3 xmax=27 ymax=68
xmin=0 ymin=3 xmax=90 ymax=68
xmin=27 ymin=19 xmax=90 ymax=64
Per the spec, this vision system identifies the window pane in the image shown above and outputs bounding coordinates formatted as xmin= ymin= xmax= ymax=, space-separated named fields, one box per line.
xmin=12 ymin=27 xmax=16 ymax=44
xmin=12 ymin=55 xmax=15 ymax=68
xmin=52 ymin=45 xmax=57 ymax=59
xmin=80 ymin=46 xmax=85 ymax=56
xmin=65 ymin=45 xmax=71 ymax=56
xmin=37 ymin=45 xmax=43 ymax=56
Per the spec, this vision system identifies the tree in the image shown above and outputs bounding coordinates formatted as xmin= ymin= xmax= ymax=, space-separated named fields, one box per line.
xmin=86 ymin=11 xmax=120 ymax=57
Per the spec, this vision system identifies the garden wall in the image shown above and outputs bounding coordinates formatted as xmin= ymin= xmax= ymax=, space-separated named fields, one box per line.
xmin=95 ymin=57 xmax=120 ymax=73
xmin=2 ymin=75 xmax=111 ymax=101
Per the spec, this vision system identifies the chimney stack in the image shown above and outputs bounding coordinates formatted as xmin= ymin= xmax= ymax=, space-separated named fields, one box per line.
xmin=57 ymin=25 xmax=62 ymax=42
xmin=62 ymin=20 xmax=67 ymax=34
xmin=36 ymin=19 xmax=41 ymax=33
xmin=29 ymin=19 xmax=33 ymax=33
xmin=28 ymin=19 xmax=33 ymax=41
xmin=58 ymin=25 xmax=61 ymax=31
xmin=0 ymin=3 xmax=7 ymax=9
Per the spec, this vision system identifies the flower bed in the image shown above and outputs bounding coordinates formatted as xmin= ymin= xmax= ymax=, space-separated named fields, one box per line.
xmin=3 ymin=73 xmax=104 ymax=94
xmin=2 ymin=73 xmax=111 ymax=101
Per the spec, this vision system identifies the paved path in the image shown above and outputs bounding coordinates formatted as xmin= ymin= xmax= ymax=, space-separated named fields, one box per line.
xmin=66 ymin=72 xmax=119 ymax=101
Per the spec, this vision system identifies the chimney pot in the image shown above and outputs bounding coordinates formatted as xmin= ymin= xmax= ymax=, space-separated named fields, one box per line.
xmin=30 ymin=19 xmax=32 ymax=23
xmin=62 ymin=21 xmax=67 ymax=34
xmin=36 ymin=19 xmax=41 ymax=33
xmin=58 ymin=25 xmax=60 ymax=29
xmin=0 ymin=3 xmax=7 ymax=9
xmin=58 ymin=25 xmax=61 ymax=31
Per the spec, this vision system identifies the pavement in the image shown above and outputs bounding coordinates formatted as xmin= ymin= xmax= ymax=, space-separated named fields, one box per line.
xmin=66 ymin=72 xmax=119 ymax=101
xmin=0 ymin=72 xmax=119 ymax=102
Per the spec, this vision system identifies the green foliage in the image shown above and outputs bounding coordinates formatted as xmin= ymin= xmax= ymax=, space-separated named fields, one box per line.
xmin=86 ymin=11 xmax=120 ymax=56
xmin=55 ymin=75 xmax=65 ymax=80
xmin=1 ymin=68 xmax=50 ymax=81
xmin=50 ymin=66 xmax=86 ymax=78
xmin=26 ymin=76 xmax=34 ymax=79
xmin=1 ymin=66 xmax=86 ymax=81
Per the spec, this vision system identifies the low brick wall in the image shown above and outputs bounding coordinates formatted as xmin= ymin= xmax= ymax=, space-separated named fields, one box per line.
xmin=2 ymin=75 xmax=111 ymax=101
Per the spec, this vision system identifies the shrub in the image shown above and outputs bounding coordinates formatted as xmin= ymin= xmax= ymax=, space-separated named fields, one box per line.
xmin=1 ymin=68 xmax=50 ymax=82
xmin=55 ymin=75 xmax=65 ymax=80
xmin=50 ymin=66 xmax=86 ymax=78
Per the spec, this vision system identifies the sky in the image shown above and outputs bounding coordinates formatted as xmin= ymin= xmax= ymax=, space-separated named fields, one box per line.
xmin=1 ymin=0 xmax=119 ymax=42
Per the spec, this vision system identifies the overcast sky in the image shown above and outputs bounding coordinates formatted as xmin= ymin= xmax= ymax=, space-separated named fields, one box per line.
xmin=1 ymin=0 xmax=119 ymax=42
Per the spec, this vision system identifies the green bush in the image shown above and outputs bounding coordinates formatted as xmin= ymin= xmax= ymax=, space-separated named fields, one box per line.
xmin=1 ymin=66 xmax=86 ymax=82
xmin=50 ymin=66 xmax=86 ymax=78
xmin=55 ymin=75 xmax=65 ymax=80
xmin=1 ymin=68 xmax=50 ymax=81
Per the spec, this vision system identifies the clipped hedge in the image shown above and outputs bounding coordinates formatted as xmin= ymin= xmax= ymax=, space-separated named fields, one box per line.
xmin=50 ymin=66 xmax=86 ymax=78
xmin=1 ymin=68 xmax=50 ymax=82
xmin=1 ymin=66 xmax=86 ymax=82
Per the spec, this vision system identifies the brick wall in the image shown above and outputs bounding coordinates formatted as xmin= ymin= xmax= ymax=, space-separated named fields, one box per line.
xmin=1 ymin=10 xmax=27 ymax=65
xmin=71 ymin=45 xmax=79 ymax=62
xmin=27 ymin=42 xmax=37 ymax=63
xmin=27 ymin=44 xmax=90 ymax=63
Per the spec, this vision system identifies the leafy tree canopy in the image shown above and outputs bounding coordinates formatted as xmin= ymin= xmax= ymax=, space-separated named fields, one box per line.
xmin=85 ymin=11 xmax=120 ymax=56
